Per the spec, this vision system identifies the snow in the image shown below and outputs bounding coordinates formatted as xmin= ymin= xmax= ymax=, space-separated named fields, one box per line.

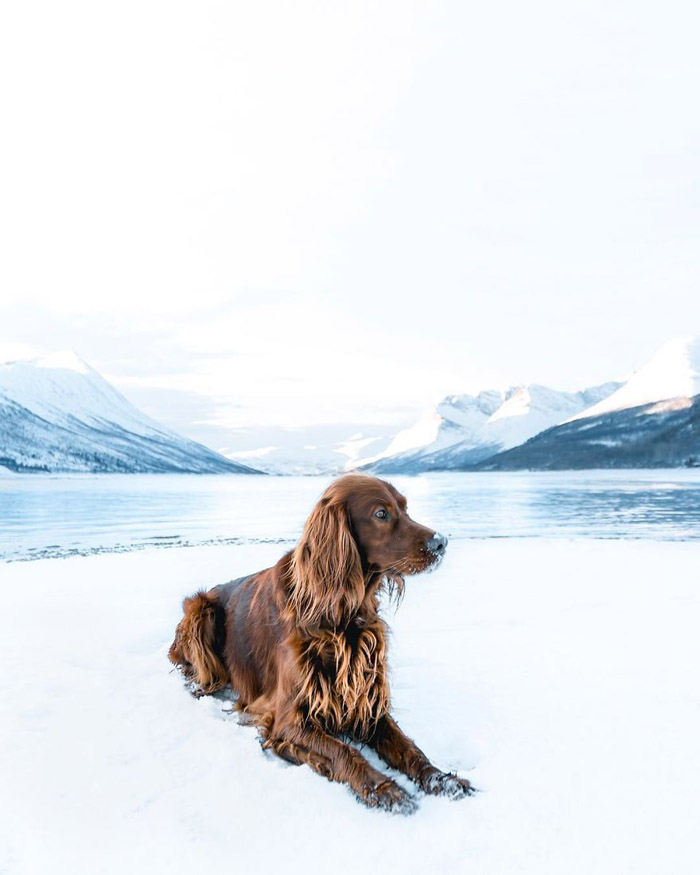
xmin=2 ymin=539 xmax=699 ymax=874
xmin=224 ymin=426 xmax=397 ymax=475
xmin=373 ymin=409 xmax=445 ymax=457
xmin=336 ymin=432 xmax=387 ymax=464
xmin=0 ymin=353 xmax=254 ymax=474
xmin=360 ymin=382 xmax=620 ymax=470
xmin=355 ymin=393 xmax=505 ymax=468
xmin=0 ymin=350 xmax=175 ymax=438
xmin=569 ymin=337 xmax=700 ymax=422
xmin=484 ymin=383 xmax=622 ymax=450
xmin=35 ymin=350 xmax=91 ymax=374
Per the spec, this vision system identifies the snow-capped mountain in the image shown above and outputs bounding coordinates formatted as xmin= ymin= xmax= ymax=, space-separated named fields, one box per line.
xmin=0 ymin=352 xmax=259 ymax=474
xmin=359 ymin=382 xmax=621 ymax=473
xmin=567 ymin=337 xmax=700 ymax=423
xmin=359 ymin=391 xmax=504 ymax=467
xmin=476 ymin=337 xmax=700 ymax=471
xmin=6 ymin=338 xmax=697 ymax=476
xmin=477 ymin=395 xmax=700 ymax=470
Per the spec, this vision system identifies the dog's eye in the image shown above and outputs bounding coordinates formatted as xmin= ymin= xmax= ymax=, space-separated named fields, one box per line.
xmin=374 ymin=509 xmax=388 ymax=520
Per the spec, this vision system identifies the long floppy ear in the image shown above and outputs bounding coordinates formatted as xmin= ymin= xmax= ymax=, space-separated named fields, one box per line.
xmin=289 ymin=497 xmax=365 ymax=630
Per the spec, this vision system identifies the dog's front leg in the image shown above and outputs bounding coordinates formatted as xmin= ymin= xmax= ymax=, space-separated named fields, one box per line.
xmin=367 ymin=714 xmax=475 ymax=799
xmin=267 ymin=724 xmax=418 ymax=814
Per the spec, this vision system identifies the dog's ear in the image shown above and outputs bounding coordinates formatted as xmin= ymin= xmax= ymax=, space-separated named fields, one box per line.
xmin=289 ymin=498 xmax=364 ymax=629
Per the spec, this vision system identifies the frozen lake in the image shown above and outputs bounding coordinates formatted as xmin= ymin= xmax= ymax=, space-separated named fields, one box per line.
xmin=2 ymin=470 xmax=700 ymax=562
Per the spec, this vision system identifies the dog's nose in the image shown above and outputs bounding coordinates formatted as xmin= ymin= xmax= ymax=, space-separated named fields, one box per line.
xmin=426 ymin=532 xmax=448 ymax=555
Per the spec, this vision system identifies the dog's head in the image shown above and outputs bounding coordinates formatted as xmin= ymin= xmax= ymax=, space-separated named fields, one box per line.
xmin=289 ymin=474 xmax=447 ymax=627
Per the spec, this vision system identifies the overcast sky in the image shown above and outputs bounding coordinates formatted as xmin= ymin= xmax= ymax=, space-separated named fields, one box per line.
xmin=1 ymin=1 xmax=699 ymax=446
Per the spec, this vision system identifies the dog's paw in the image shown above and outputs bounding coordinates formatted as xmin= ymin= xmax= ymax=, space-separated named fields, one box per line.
xmin=359 ymin=780 xmax=418 ymax=816
xmin=185 ymin=680 xmax=207 ymax=699
xmin=420 ymin=769 xmax=476 ymax=799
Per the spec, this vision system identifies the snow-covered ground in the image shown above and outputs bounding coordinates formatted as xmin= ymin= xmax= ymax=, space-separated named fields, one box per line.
xmin=2 ymin=539 xmax=699 ymax=874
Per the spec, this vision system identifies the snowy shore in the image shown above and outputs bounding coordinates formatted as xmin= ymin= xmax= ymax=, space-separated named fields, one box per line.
xmin=2 ymin=539 xmax=699 ymax=874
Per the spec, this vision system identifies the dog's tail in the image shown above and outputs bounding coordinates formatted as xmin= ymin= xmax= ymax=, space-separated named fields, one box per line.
xmin=168 ymin=591 xmax=228 ymax=694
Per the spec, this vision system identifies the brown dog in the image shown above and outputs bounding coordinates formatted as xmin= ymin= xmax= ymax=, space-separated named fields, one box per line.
xmin=169 ymin=473 xmax=474 ymax=813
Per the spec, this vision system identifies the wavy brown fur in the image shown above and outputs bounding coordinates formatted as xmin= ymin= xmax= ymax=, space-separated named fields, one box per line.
xmin=288 ymin=497 xmax=366 ymax=632
xmin=168 ymin=592 xmax=227 ymax=694
xmin=169 ymin=473 xmax=475 ymax=813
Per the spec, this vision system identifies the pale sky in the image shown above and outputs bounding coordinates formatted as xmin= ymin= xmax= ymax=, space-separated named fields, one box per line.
xmin=1 ymin=1 xmax=699 ymax=450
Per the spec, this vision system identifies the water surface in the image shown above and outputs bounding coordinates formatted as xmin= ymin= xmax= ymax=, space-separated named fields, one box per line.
xmin=2 ymin=470 xmax=700 ymax=561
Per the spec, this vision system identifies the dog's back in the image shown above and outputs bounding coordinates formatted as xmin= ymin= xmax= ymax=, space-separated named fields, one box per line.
xmin=169 ymin=566 xmax=284 ymax=701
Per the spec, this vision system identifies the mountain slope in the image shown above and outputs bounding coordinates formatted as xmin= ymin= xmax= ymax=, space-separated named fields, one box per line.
xmin=358 ymin=391 xmax=504 ymax=469
xmin=0 ymin=353 xmax=259 ymax=474
xmin=476 ymin=395 xmax=700 ymax=470
xmin=568 ymin=337 xmax=700 ymax=422
xmin=361 ymin=382 xmax=620 ymax=473
xmin=474 ymin=337 xmax=700 ymax=471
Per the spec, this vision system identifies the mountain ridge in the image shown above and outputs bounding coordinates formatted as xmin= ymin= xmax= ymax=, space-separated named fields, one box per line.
xmin=0 ymin=352 xmax=260 ymax=474
xmin=5 ymin=337 xmax=700 ymax=475
xmin=359 ymin=381 xmax=621 ymax=474
xmin=475 ymin=394 xmax=700 ymax=470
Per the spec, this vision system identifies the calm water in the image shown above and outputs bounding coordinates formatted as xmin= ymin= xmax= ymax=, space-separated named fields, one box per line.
xmin=2 ymin=470 xmax=700 ymax=562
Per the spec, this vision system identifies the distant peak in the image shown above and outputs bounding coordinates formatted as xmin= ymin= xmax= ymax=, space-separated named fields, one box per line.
xmin=633 ymin=336 xmax=700 ymax=383
xmin=34 ymin=350 xmax=93 ymax=374
xmin=648 ymin=336 xmax=700 ymax=366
